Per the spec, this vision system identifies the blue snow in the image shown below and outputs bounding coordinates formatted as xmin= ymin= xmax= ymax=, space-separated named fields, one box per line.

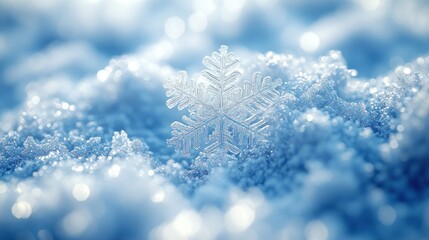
xmin=1 ymin=0 xmax=429 ymax=240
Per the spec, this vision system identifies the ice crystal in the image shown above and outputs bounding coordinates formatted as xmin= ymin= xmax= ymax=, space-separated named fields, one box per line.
xmin=164 ymin=46 xmax=282 ymax=157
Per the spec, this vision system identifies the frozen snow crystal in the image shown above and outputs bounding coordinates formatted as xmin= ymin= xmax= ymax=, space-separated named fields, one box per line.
xmin=164 ymin=46 xmax=282 ymax=157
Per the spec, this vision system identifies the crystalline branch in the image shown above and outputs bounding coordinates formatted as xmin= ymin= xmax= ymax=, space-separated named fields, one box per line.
xmin=164 ymin=45 xmax=282 ymax=157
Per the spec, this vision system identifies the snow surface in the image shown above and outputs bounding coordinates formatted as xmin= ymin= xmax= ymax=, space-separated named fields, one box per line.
xmin=1 ymin=0 xmax=429 ymax=240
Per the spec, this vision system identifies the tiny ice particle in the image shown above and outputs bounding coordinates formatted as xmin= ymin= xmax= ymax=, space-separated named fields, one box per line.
xmin=31 ymin=96 xmax=40 ymax=105
xmin=72 ymin=183 xmax=91 ymax=202
xmin=329 ymin=51 xmax=339 ymax=59
xmin=61 ymin=102 xmax=69 ymax=110
xmin=148 ymin=170 xmax=155 ymax=176
xmin=383 ymin=77 xmax=390 ymax=86
xmin=12 ymin=201 xmax=32 ymax=219
xmin=306 ymin=114 xmax=314 ymax=122
xmin=403 ymin=67 xmax=411 ymax=75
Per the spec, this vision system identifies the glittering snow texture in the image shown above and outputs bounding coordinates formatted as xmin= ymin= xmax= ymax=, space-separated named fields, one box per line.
xmin=0 ymin=49 xmax=428 ymax=240
xmin=1 ymin=0 xmax=429 ymax=240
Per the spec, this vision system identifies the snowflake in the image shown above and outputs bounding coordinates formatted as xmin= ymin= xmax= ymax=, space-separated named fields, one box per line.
xmin=164 ymin=45 xmax=282 ymax=157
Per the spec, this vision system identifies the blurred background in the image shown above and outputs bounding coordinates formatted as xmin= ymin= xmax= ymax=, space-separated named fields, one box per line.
xmin=1 ymin=0 xmax=429 ymax=111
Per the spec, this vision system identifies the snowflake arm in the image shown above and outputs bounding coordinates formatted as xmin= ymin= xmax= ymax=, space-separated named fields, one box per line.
xmin=201 ymin=46 xmax=241 ymax=93
xmin=225 ymin=72 xmax=282 ymax=139
xmin=164 ymin=71 xmax=215 ymax=112
xmin=167 ymin=114 xmax=217 ymax=156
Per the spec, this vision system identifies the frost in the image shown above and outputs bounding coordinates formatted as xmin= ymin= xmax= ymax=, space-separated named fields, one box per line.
xmin=164 ymin=46 xmax=281 ymax=157
xmin=1 ymin=44 xmax=429 ymax=240
xmin=1 ymin=0 xmax=429 ymax=239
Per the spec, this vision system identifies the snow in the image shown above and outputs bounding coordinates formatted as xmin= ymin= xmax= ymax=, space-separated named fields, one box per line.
xmin=1 ymin=0 xmax=429 ymax=239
